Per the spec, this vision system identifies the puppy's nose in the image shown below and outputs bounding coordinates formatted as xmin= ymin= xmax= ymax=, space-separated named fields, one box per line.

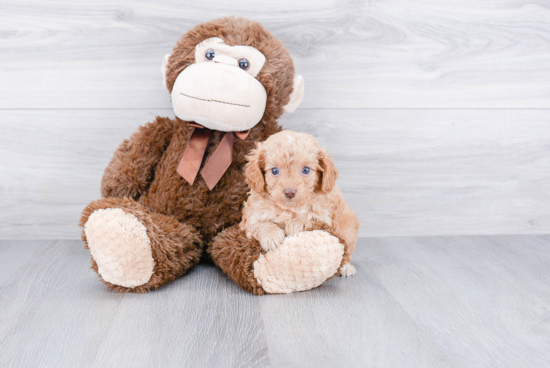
xmin=284 ymin=188 xmax=297 ymax=199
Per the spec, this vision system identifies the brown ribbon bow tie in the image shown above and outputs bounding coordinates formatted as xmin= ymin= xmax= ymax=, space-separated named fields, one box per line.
xmin=177 ymin=122 xmax=250 ymax=190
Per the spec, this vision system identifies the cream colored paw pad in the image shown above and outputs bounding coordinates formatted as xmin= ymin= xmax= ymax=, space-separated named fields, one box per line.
xmin=84 ymin=208 xmax=154 ymax=288
xmin=253 ymin=230 xmax=344 ymax=294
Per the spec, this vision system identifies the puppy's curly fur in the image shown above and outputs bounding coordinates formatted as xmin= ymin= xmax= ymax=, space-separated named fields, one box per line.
xmin=240 ymin=131 xmax=360 ymax=276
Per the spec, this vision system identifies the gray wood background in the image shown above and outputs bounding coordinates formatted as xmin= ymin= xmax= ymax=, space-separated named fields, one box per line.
xmin=1 ymin=0 xmax=550 ymax=239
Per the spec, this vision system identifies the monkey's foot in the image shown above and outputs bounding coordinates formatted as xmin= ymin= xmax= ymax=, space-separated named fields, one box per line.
xmin=253 ymin=230 xmax=344 ymax=294
xmin=85 ymin=208 xmax=155 ymax=288
xmin=80 ymin=197 xmax=202 ymax=293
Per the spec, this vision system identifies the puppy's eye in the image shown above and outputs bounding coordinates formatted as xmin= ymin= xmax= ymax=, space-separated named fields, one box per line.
xmin=301 ymin=166 xmax=311 ymax=175
xmin=205 ymin=49 xmax=215 ymax=61
xmin=271 ymin=167 xmax=280 ymax=176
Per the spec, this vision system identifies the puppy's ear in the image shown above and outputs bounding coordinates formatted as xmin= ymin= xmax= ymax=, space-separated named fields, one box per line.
xmin=319 ymin=148 xmax=338 ymax=193
xmin=244 ymin=142 xmax=266 ymax=193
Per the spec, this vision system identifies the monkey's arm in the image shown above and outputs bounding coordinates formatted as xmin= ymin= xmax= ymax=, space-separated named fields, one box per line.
xmin=101 ymin=117 xmax=175 ymax=200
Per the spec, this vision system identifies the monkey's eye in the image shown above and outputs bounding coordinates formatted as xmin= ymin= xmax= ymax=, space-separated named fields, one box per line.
xmin=205 ymin=49 xmax=216 ymax=61
xmin=238 ymin=58 xmax=250 ymax=70
xmin=301 ymin=166 xmax=311 ymax=175
xmin=271 ymin=167 xmax=280 ymax=176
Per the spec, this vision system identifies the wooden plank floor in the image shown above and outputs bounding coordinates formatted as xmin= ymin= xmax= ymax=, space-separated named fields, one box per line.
xmin=1 ymin=235 xmax=549 ymax=367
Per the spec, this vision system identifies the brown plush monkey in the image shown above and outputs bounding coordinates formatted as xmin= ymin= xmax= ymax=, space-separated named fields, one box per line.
xmin=80 ymin=17 xmax=345 ymax=295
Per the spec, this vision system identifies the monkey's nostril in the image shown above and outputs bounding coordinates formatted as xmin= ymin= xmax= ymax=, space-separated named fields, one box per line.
xmin=284 ymin=189 xmax=297 ymax=199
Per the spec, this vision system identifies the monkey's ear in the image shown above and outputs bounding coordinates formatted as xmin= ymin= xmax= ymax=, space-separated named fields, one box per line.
xmin=161 ymin=54 xmax=171 ymax=88
xmin=283 ymin=75 xmax=305 ymax=113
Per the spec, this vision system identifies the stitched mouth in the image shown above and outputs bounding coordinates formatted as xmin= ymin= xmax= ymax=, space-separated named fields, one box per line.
xmin=180 ymin=93 xmax=250 ymax=108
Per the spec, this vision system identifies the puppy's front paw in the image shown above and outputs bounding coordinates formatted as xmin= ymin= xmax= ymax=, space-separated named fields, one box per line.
xmin=338 ymin=263 xmax=357 ymax=277
xmin=259 ymin=227 xmax=286 ymax=252
xmin=285 ymin=220 xmax=308 ymax=236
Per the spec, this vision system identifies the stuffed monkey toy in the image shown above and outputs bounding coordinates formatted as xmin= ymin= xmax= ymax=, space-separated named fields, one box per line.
xmin=80 ymin=16 xmax=346 ymax=295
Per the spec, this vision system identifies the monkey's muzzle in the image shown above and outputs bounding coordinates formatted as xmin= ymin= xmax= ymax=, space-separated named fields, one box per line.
xmin=171 ymin=62 xmax=267 ymax=132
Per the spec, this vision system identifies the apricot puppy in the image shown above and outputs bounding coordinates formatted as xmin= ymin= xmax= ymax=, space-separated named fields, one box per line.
xmin=240 ymin=130 xmax=359 ymax=276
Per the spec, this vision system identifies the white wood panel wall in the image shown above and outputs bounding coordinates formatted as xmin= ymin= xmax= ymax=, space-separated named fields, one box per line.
xmin=1 ymin=0 xmax=549 ymax=239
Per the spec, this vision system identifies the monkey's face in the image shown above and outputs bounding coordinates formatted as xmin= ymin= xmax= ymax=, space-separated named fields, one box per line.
xmin=168 ymin=37 xmax=267 ymax=132
xmin=162 ymin=25 xmax=304 ymax=132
